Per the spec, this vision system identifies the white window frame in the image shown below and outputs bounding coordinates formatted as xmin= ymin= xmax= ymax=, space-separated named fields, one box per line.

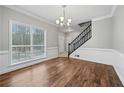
xmin=9 ymin=20 xmax=46 ymax=65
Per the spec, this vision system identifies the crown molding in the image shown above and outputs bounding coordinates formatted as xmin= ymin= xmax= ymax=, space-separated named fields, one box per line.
xmin=92 ymin=14 xmax=112 ymax=21
xmin=4 ymin=5 xmax=117 ymax=25
xmin=4 ymin=5 xmax=58 ymax=27
xmin=92 ymin=5 xmax=117 ymax=22
xmin=110 ymin=5 xmax=117 ymax=17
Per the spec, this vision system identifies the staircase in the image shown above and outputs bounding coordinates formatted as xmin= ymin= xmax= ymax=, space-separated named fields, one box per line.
xmin=68 ymin=21 xmax=92 ymax=58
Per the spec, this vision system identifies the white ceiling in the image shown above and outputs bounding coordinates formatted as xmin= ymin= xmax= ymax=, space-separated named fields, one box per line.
xmin=7 ymin=5 xmax=114 ymax=31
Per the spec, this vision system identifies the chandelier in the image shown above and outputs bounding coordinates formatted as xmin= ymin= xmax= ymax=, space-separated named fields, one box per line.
xmin=56 ymin=5 xmax=72 ymax=28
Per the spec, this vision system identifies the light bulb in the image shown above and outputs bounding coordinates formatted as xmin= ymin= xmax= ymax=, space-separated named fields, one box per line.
xmin=67 ymin=22 xmax=70 ymax=26
xmin=60 ymin=17 xmax=64 ymax=22
xmin=68 ymin=19 xmax=72 ymax=23
xmin=60 ymin=23 xmax=63 ymax=26
xmin=56 ymin=20 xmax=59 ymax=24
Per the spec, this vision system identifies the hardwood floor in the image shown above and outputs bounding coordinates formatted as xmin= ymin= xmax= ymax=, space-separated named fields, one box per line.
xmin=0 ymin=57 xmax=123 ymax=87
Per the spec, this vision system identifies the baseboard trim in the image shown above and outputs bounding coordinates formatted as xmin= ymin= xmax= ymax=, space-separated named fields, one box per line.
xmin=71 ymin=48 xmax=124 ymax=85
xmin=1 ymin=47 xmax=124 ymax=85
xmin=0 ymin=56 xmax=58 ymax=75
xmin=113 ymin=66 xmax=124 ymax=85
xmin=0 ymin=47 xmax=58 ymax=75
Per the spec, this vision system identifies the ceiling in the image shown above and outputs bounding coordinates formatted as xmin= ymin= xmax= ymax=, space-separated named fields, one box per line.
xmin=7 ymin=5 xmax=114 ymax=31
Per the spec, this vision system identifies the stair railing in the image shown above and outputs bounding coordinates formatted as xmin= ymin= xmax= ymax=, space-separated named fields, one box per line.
xmin=68 ymin=23 xmax=92 ymax=58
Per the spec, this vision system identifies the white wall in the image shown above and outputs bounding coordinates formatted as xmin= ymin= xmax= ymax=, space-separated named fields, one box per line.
xmin=113 ymin=6 xmax=124 ymax=53
xmin=0 ymin=6 xmax=59 ymax=51
xmin=71 ymin=48 xmax=116 ymax=65
xmin=70 ymin=48 xmax=124 ymax=85
xmin=58 ymin=31 xmax=65 ymax=53
xmin=0 ymin=6 xmax=59 ymax=74
xmin=69 ymin=6 xmax=124 ymax=85
xmin=66 ymin=18 xmax=113 ymax=49
xmin=1 ymin=5 xmax=124 ymax=84
xmin=0 ymin=7 xmax=3 ymax=50
xmin=111 ymin=6 xmax=124 ymax=85
xmin=0 ymin=47 xmax=58 ymax=75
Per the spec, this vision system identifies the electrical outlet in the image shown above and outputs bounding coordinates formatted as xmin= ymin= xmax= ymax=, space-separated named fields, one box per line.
xmin=75 ymin=55 xmax=80 ymax=57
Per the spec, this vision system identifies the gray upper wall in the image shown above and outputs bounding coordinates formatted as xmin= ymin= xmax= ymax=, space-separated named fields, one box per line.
xmin=0 ymin=6 xmax=58 ymax=51
xmin=0 ymin=7 xmax=3 ymax=51
xmin=67 ymin=18 xmax=113 ymax=49
xmin=113 ymin=6 xmax=124 ymax=53
xmin=83 ymin=18 xmax=112 ymax=49
xmin=1 ymin=5 xmax=124 ymax=52
xmin=67 ymin=6 xmax=124 ymax=52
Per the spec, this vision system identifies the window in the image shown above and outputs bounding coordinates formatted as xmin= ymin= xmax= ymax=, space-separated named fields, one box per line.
xmin=10 ymin=21 xmax=46 ymax=64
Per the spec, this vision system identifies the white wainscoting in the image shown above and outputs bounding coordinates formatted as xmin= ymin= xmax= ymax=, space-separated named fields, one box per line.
xmin=70 ymin=48 xmax=116 ymax=65
xmin=0 ymin=51 xmax=9 ymax=70
xmin=0 ymin=47 xmax=124 ymax=85
xmin=0 ymin=47 xmax=58 ymax=75
xmin=70 ymin=48 xmax=124 ymax=85
xmin=112 ymin=50 xmax=124 ymax=85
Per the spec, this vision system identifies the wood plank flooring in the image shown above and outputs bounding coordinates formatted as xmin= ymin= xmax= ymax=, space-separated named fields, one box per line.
xmin=0 ymin=57 xmax=123 ymax=87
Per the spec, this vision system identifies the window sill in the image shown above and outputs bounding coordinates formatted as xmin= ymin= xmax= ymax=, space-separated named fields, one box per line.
xmin=9 ymin=55 xmax=46 ymax=66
